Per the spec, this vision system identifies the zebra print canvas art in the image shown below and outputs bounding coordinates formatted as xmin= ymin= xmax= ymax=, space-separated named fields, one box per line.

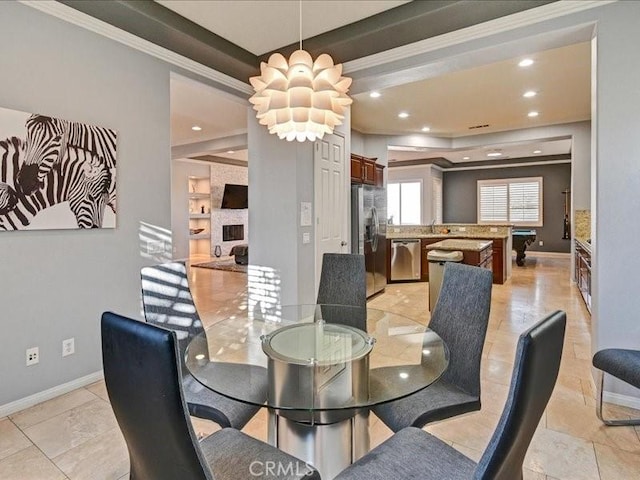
xmin=0 ymin=106 xmax=117 ymax=230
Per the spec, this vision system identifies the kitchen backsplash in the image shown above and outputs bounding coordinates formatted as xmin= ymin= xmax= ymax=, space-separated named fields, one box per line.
xmin=389 ymin=224 xmax=512 ymax=236
xmin=574 ymin=210 xmax=591 ymax=240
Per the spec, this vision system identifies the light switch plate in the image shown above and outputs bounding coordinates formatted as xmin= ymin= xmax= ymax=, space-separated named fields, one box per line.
xmin=303 ymin=232 xmax=310 ymax=244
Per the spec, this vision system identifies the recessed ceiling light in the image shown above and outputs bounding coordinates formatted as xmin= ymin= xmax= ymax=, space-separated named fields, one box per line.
xmin=191 ymin=125 xmax=202 ymax=131
xmin=523 ymin=90 xmax=537 ymax=98
xmin=421 ymin=126 xmax=430 ymax=132
xmin=226 ymin=150 xmax=235 ymax=154
xmin=370 ymin=91 xmax=381 ymax=98
xmin=487 ymin=152 xmax=502 ymax=157
xmin=398 ymin=112 xmax=409 ymax=119
xmin=533 ymin=150 xmax=542 ymax=154
xmin=528 ymin=111 xmax=539 ymax=118
xmin=463 ymin=156 xmax=470 ymax=160
xmin=519 ymin=58 xmax=534 ymax=67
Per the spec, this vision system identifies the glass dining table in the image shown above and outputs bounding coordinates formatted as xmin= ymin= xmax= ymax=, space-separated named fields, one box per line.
xmin=185 ymin=304 xmax=448 ymax=480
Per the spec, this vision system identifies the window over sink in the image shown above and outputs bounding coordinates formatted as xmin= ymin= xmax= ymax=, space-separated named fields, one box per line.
xmin=388 ymin=180 xmax=422 ymax=225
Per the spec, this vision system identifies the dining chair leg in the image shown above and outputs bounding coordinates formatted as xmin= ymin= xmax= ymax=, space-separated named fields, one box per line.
xmin=596 ymin=370 xmax=640 ymax=426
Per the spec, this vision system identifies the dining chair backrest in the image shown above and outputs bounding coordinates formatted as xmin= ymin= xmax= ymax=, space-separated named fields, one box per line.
xmin=141 ymin=262 xmax=204 ymax=361
xmin=429 ymin=261 xmax=493 ymax=397
xmin=474 ymin=310 xmax=566 ymax=480
xmin=101 ymin=311 xmax=212 ymax=480
xmin=317 ymin=253 xmax=367 ymax=330
xmin=317 ymin=253 xmax=366 ymax=308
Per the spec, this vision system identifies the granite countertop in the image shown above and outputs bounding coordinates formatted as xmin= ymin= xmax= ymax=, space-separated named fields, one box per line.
xmin=425 ymin=239 xmax=493 ymax=252
xmin=386 ymin=232 xmax=508 ymax=240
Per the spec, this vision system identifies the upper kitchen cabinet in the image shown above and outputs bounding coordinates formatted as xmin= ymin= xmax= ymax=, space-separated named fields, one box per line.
xmin=351 ymin=154 xmax=384 ymax=187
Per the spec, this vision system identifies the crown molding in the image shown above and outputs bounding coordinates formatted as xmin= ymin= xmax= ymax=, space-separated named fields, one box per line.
xmin=19 ymin=0 xmax=253 ymax=97
xmin=343 ymin=1 xmax=613 ymax=74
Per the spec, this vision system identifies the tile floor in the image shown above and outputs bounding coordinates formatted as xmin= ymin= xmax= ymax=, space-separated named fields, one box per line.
xmin=1 ymin=255 xmax=639 ymax=479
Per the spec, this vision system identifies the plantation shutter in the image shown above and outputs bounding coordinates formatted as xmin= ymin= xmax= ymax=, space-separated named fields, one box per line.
xmin=479 ymin=184 xmax=508 ymax=222
xmin=509 ymin=181 xmax=540 ymax=223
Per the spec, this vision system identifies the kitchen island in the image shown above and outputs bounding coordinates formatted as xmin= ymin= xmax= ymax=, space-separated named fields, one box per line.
xmin=425 ymin=239 xmax=493 ymax=272
xmin=386 ymin=224 xmax=511 ymax=284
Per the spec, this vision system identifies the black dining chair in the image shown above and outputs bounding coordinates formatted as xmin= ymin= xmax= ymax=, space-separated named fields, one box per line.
xmin=592 ymin=348 xmax=640 ymax=425
xmin=101 ymin=311 xmax=319 ymax=480
xmin=335 ymin=310 xmax=567 ymax=480
xmin=141 ymin=261 xmax=266 ymax=430
xmin=316 ymin=253 xmax=367 ymax=330
xmin=372 ymin=261 xmax=493 ymax=432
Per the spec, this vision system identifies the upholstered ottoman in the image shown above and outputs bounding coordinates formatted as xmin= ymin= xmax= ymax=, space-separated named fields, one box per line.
xmin=230 ymin=244 xmax=248 ymax=265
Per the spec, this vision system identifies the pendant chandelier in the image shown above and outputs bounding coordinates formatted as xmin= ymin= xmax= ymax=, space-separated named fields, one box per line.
xmin=249 ymin=1 xmax=353 ymax=143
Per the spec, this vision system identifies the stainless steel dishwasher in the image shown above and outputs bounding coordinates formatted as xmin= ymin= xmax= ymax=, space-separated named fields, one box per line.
xmin=390 ymin=239 xmax=421 ymax=281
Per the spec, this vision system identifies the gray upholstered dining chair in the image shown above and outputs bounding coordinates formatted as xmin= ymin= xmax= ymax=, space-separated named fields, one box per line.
xmin=592 ymin=348 xmax=640 ymax=425
xmin=316 ymin=253 xmax=367 ymax=330
xmin=335 ymin=310 xmax=567 ymax=480
xmin=101 ymin=311 xmax=319 ymax=480
xmin=317 ymin=253 xmax=367 ymax=307
xmin=372 ymin=261 xmax=493 ymax=432
xmin=140 ymin=261 xmax=266 ymax=430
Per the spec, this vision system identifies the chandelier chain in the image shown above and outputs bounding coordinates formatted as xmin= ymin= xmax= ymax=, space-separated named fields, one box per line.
xmin=299 ymin=0 xmax=303 ymax=50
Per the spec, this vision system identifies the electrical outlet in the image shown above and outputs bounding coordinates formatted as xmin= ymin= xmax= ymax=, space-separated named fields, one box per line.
xmin=26 ymin=347 xmax=39 ymax=366
xmin=62 ymin=338 xmax=75 ymax=357
xmin=490 ymin=227 xmax=498 ymax=232
xmin=459 ymin=227 xmax=466 ymax=232
xmin=539 ymin=240 xmax=544 ymax=246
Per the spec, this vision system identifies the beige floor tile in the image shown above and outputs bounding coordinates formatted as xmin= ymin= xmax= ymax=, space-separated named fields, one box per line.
xmin=0 ymin=445 xmax=66 ymax=480
xmin=547 ymin=398 xmax=640 ymax=453
xmin=53 ymin=427 xmax=128 ymax=480
xmin=525 ymin=428 xmax=599 ymax=480
xmin=594 ymin=442 xmax=640 ymax=480
xmin=23 ymin=399 xmax=118 ymax=458
xmin=10 ymin=388 xmax=98 ymax=429
xmin=241 ymin=408 xmax=267 ymax=442
xmin=85 ymin=381 xmax=109 ymax=402
xmin=425 ymin=410 xmax=501 ymax=452
xmin=0 ymin=418 xmax=31 ymax=461
xmin=190 ymin=416 xmax=221 ymax=439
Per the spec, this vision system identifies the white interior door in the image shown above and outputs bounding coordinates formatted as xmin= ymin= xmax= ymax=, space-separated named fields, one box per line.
xmin=314 ymin=133 xmax=347 ymax=290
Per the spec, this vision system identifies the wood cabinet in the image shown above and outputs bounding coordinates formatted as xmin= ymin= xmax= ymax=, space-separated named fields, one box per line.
xmin=351 ymin=154 xmax=383 ymax=186
xmin=575 ymin=240 xmax=591 ymax=313
xmin=491 ymin=238 xmax=505 ymax=284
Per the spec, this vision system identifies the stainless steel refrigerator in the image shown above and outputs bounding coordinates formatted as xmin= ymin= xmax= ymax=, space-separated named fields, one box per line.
xmin=351 ymin=184 xmax=387 ymax=297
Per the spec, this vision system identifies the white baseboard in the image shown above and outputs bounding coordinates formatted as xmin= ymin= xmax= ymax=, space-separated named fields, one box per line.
xmin=514 ymin=251 xmax=571 ymax=258
xmin=0 ymin=371 xmax=104 ymax=418
xmin=604 ymin=391 xmax=640 ymax=411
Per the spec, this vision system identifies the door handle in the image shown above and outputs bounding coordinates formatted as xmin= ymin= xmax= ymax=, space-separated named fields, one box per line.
xmin=340 ymin=241 xmax=347 ymax=246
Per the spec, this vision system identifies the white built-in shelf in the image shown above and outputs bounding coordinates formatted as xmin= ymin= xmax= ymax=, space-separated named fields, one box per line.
xmin=190 ymin=233 xmax=211 ymax=240
xmin=189 ymin=192 xmax=210 ymax=199
xmin=189 ymin=213 xmax=210 ymax=219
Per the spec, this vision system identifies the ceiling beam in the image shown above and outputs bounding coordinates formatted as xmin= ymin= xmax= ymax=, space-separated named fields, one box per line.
xmin=59 ymin=0 xmax=258 ymax=81
xmin=60 ymin=0 xmax=556 ymax=84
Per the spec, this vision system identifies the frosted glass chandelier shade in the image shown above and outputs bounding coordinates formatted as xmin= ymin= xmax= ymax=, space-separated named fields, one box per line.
xmin=249 ymin=50 xmax=353 ymax=142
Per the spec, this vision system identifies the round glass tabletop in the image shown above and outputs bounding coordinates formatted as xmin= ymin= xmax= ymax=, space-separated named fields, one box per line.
xmin=185 ymin=304 xmax=449 ymax=411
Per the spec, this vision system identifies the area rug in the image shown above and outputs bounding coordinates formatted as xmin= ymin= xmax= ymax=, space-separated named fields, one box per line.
xmin=192 ymin=259 xmax=247 ymax=273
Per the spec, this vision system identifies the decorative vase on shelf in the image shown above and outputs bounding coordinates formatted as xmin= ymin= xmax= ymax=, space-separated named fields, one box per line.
xmin=214 ymin=245 xmax=222 ymax=258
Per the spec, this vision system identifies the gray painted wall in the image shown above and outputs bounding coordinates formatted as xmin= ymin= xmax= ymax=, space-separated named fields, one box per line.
xmin=443 ymin=163 xmax=572 ymax=253
xmin=0 ymin=3 xmax=172 ymax=405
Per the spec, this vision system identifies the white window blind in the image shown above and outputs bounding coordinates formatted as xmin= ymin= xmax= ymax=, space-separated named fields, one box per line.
xmin=432 ymin=177 xmax=443 ymax=224
xmin=477 ymin=177 xmax=542 ymax=226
